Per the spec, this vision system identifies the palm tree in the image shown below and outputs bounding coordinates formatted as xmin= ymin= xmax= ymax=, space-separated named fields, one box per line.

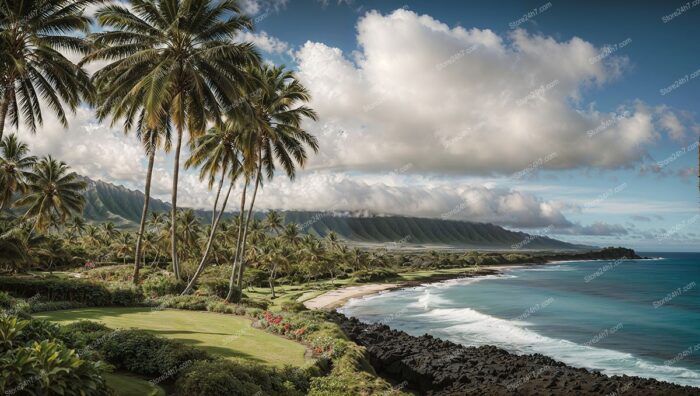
xmin=112 ymin=232 xmax=133 ymax=265
xmin=264 ymin=210 xmax=283 ymax=235
xmin=181 ymin=122 xmax=243 ymax=294
xmin=68 ymin=216 xmax=86 ymax=236
xmin=13 ymin=156 xmax=86 ymax=232
xmin=99 ymin=222 xmax=116 ymax=241
xmin=0 ymin=0 xmax=95 ymax=139
xmin=227 ymin=65 xmax=318 ymax=301
xmin=281 ymin=223 xmax=301 ymax=246
xmin=177 ymin=209 xmax=201 ymax=260
xmin=86 ymin=0 xmax=260 ymax=280
xmin=0 ymin=134 xmax=35 ymax=209
xmin=133 ymin=120 xmax=172 ymax=283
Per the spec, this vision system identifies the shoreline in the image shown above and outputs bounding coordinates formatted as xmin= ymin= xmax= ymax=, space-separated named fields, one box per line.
xmin=304 ymin=256 xmax=657 ymax=311
xmin=303 ymin=262 xmax=547 ymax=310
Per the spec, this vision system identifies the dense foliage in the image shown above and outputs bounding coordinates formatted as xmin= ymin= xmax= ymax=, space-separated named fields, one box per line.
xmin=0 ymin=316 xmax=110 ymax=395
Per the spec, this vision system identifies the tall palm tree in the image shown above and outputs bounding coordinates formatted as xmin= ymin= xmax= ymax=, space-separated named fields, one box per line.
xmin=99 ymin=222 xmax=116 ymax=241
xmin=264 ymin=210 xmax=283 ymax=235
xmin=181 ymin=122 xmax=243 ymax=294
xmin=13 ymin=156 xmax=86 ymax=232
xmin=86 ymin=0 xmax=260 ymax=280
xmin=0 ymin=134 xmax=35 ymax=209
xmin=133 ymin=119 xmax=172 ymax=283
xmin=0 ymin=0 xmax=96 ymax=139
xmin=227 ymin=65 xmax=318 ymax=301
xmin=68 ymin=216 xmax=86 ymax=236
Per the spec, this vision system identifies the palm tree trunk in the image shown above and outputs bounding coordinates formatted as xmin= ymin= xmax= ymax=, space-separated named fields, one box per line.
xmin=269 ymin=263 xmax=277 ymax=299
xmin=0 ymin=88 xmax=11 ymax=141
xmin=211 ymin=168 xmax=226 ymax=227
xmin=225 ymin=180 xmax=248 ymax=302
xmin=235 ymin=160 xmax=262 ymax=289
xmin=170 ymin=126 xmax=183 ymax=280
xmin=181 ymin=179 xmax=235 ymax=295
xmin=133 ymin=149 xmax=155 ymax=284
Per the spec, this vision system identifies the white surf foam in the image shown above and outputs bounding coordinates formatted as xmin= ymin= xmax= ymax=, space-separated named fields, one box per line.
xmin=416 ymin=307 xmax=700 ymax=387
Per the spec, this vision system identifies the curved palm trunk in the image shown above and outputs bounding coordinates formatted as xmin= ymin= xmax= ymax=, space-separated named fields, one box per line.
xmin=181 ymin=179 xmax=235 ymax=295
xmin=211 ymin=168 xmax=226 ymax=227
xmin=170 ymin=127 xmax=183 ymax=279
xmin=133 ymin=148 xmax=155 ymax=284
xmin=0 ymin=88 xmax=11 ymax=141
xmin=225 ymin=180 xmax=248 ymax=302
xmin=235 ymin=162 xmax=262 ymax=289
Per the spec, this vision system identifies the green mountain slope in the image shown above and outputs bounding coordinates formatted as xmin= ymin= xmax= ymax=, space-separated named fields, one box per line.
xmin=81 ymin=177 xmax=587 ymax=250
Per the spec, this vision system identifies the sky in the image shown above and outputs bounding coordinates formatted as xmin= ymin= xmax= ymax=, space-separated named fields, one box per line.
xmin=12 ymin=0 xmax=700 ymax=251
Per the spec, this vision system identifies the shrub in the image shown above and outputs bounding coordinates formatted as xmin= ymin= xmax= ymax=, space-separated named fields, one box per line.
xmin=142 ymin=274 xmax=186 ymax=297
xmin=200 ymin=279 xmax=229 ymax=299
xmin=0 ymin=277 xmax=142 ymax=307
xmin=100 ymin=330 xmax=169 ymax=375
xmin=30 ymin=300 xmax=87 ymax=313
xmin=109 ymin=286 xmax=143 ymax=306
xmin=0 ymin=276 xmax=112 ymax=305
xmin=0 ymin=291 xmax=13 ymax=309
xmin=280 ymin=300 xmax=307 ymax=313
xmin=351 ymin=268 xmax=397 ymax=283
xmin=155 ymin=342 xmax=210 ymax=374
xmin=240 ymin=297 xmax=267 ymax=310
xmin=99 ymin=329 xmax=209 ymax=377
xmin=175 ymin=360 xmax=306 ymax=396
xmin=0 ymin=339 xmax=110 ymax=396
xmin=0 ymin=316 xmax=110 ymax=395
xmin=149 ymin=295 xmax=211 ymax=311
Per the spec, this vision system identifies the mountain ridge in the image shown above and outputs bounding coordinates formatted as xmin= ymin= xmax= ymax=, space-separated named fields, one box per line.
xmin=80 ymin=176 xmax=590 ymax=250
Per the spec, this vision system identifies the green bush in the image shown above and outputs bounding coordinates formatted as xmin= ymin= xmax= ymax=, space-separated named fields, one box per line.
xmin=240 ymin=297 xmax=267 ymax=310
xmin=100 ymin=330 xmax=169 ymax=375
xmin=0 ymin=276 xmax=111 ymax=305
xmin=280 ymin=301 xmax=307 ymax=313
xmin=0 ymin=339 xmax=110 ymax=396
xmin=0 ymin=277 xmax=142 ymax=307
xmin=30 ymin=300 xmax=87 ymax=313
xmin=99 ymin=329 xmax=209 ymax=377
xmin=0 ymin=291 xmax=13 ymax=309
xmin=142 ymin=274 xmax=186 ymax=297
xmin=351 ymin=268 xmax=397 ymax=282
xmin=200 ymin=279 xmax=229 ymax=299
xmin=108 ymin=286 xmax=143 ymax=306
xmin=0 ymin=316 xmax=110 ymax=396
xmin=155 ymin=342 xmax=210 ymax=373
xmin=174 ymin=360 xmax=306 ymax=396
xmin=149 ymin=294 xmax=211 ymax=310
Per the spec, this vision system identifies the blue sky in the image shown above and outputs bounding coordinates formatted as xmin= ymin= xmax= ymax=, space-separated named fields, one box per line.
xmin=19 ymin=0 xmax=700 ymax=251
xmin=243 ymin=0 xmax=700 ymax=251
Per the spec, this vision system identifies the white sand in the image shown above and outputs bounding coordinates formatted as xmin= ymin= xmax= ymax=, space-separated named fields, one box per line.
xmin=303 ymin=283 xmax=399 ymax=310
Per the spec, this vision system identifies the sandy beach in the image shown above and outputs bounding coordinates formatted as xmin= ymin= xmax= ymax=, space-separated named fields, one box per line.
xmin=303 ymin=264 xmax=530 ymax=310
xmin=303 ymin=283 xmax=400 ymax=310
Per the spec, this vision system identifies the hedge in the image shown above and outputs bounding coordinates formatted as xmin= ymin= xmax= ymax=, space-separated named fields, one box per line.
xmin=0 ymin=276 xmax=142 ymax=306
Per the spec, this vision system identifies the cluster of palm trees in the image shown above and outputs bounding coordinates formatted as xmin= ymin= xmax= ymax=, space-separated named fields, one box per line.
xmin=0 ymin=135 xmax=86 ymax=232
xmin=1 ymin=0 xmax=319 ymax=301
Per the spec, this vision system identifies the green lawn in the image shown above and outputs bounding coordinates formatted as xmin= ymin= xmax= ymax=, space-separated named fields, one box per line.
xmin=36 ymin=307 xmax=310 ymax=367
xmin=104 ymin=373 xmax=165 ymax=396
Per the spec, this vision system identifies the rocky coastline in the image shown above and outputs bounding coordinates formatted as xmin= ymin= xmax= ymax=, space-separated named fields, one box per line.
xmin=330 ymin=313 xmax=700 ymax=395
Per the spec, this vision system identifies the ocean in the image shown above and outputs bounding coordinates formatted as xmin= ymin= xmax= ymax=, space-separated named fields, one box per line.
xmin=339 ymin=252 xmax=700 ymax=387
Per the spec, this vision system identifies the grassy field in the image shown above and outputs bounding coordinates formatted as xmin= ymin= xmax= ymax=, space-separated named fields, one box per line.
xmin=36 ymin=307 xmax=310 ymax=367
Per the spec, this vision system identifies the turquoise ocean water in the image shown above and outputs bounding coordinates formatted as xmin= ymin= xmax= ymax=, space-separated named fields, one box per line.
xmin=339 ymin=253 xmax=700 ymax=386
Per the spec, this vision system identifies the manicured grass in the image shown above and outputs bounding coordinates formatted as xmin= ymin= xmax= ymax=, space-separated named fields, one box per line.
xmin=104 ymin=373 xmax=165 ymax=396
xmin=35 ymin=307 xmax=310 ymax=367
